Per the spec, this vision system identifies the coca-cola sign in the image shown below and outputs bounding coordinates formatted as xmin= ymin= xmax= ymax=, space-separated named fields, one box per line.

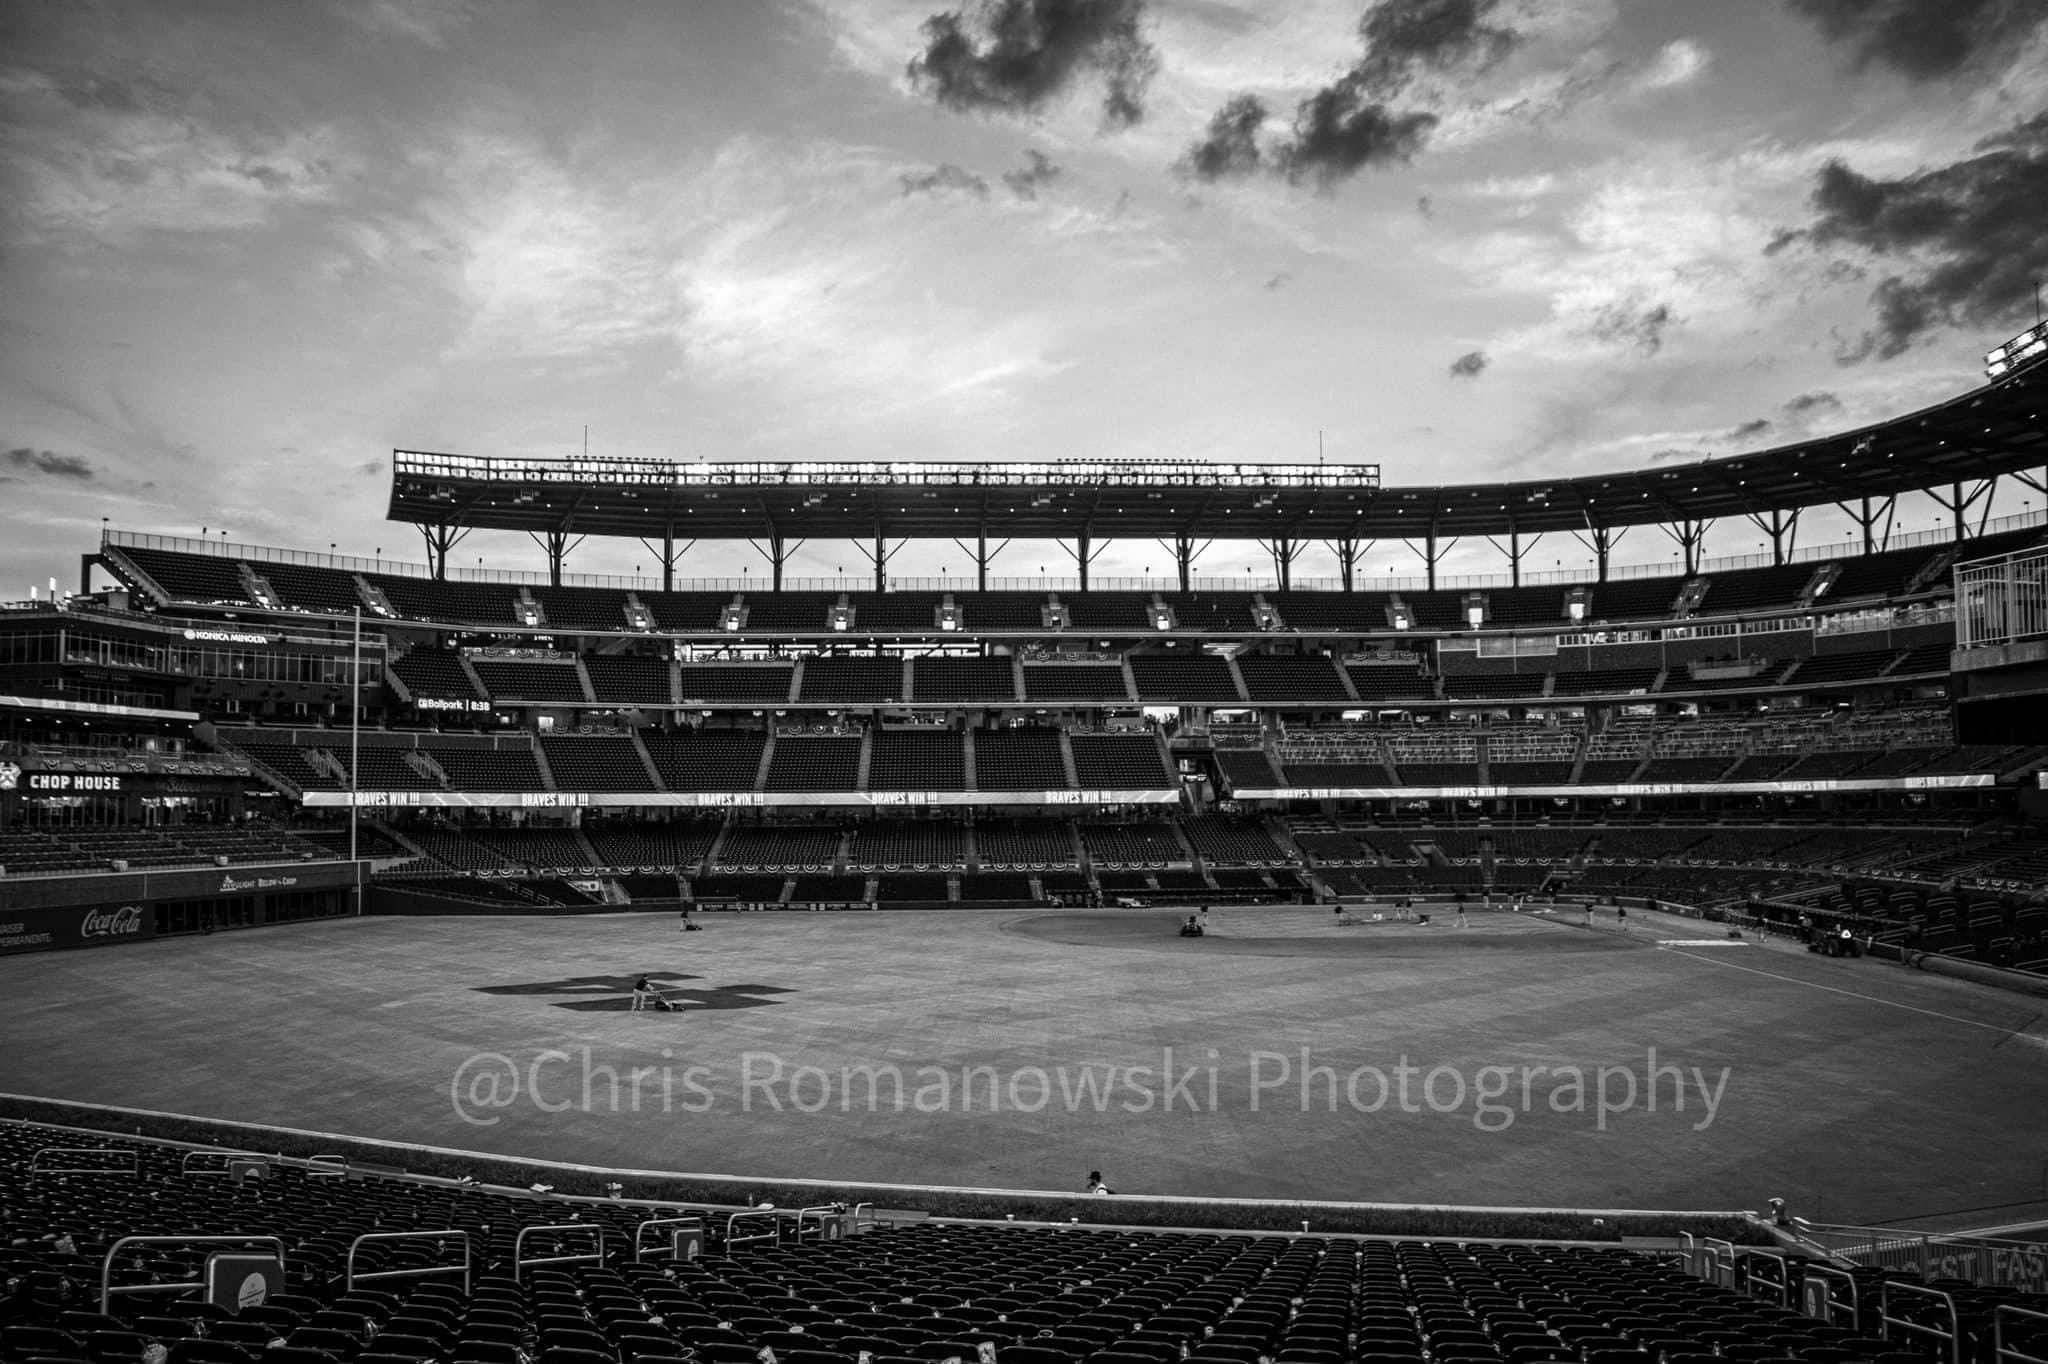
xmin=81 ymin=906 xmax=147 ymax=939
xmin=0 ymin=902 xmax=156 ymax=955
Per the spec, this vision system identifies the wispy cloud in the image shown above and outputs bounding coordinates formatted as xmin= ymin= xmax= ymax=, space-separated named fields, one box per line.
xmin=0 ymin=69 xmax=354 ymax=245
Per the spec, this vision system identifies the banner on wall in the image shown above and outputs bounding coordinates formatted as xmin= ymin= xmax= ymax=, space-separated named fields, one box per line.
xmin=0 ymin=902 xmax=155 ymax=956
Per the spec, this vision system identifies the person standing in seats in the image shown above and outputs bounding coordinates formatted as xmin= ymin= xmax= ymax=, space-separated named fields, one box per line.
xmin=1086 ymin=1171 xmax=1113 ymax=1195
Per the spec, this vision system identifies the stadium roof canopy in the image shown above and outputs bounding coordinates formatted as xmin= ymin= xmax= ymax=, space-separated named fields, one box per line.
xmin=389 ymin=362 xmax=2046 ymax=545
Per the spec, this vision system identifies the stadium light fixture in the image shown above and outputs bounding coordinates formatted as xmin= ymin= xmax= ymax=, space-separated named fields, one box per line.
xmin=1987 ymin=320 xmax=2048 ymax=378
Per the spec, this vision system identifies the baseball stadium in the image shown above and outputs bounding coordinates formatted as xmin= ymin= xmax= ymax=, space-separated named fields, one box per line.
xmin=3 ymin=318 xmax=2048 ymax=1358
xmin=7 ymin=0 xmax=2048 ymax=1357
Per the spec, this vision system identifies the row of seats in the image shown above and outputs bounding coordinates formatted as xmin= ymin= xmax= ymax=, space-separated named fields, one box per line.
xmin=0 ymin=1119 xmax=2025 ymax=1363
xmin=117 ymin=530 xmax=2042 ymax=631
xmin=216 ymin=729 xmax=1177 ymax=795
xmin=0 ymin=823 xmax=328 ymax=877
xmin=387 ymin=649 xmax=1952 ymax=709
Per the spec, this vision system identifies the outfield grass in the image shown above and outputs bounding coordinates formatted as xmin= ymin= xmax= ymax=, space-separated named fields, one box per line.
xmin=3 ymin=902 xmax=2044 ymax=1226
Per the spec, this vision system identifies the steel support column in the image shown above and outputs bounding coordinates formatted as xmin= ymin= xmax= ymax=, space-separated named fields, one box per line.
xmin=1326 ymin=537 xmax=1367 ymax=592
xmin=952 ymin=531 xmax=1009 ymax=592
xmin=1745 ymin=508 xmax=1800 ymax=566
xmin=853 ymin=530 xmax=904 ymax=593
xmin=638 ymin=528 xmax=693 ymax=593
xmin=528 ymin=528 xmax=583 ymax=588
xmin=1410 ymin=531 xmax=1455 ymax=592
xmin=1834 ymin=496 xmax=1896 ymax=556
xmin=1060 ymin=533 xmax=1103 ymax=591
xmin=1261 ymin=537 xmax=1301 ymax=592
xmin=1658 ymin=519 xmax=1710 ymax=576
xmin=746 ymin=533 xmax=803 ymax=591
xmin=1155 ymin=535 xmax=1209 ymax=593
xmin=1485 ymin=528 xmax=1539 ymax=588
xmin=419 ymin=523 xmax=467 ymax=580
xmin=1569 ymin=526 xmax=1625 ymax=583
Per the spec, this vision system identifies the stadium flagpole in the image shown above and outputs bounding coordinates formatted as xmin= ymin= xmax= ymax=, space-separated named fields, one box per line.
xmin=350 ymin=606 xmax=361 ymax=866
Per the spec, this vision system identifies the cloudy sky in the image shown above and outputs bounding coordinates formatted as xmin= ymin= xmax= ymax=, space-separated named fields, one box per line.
xmin=4 ymin=0 xmax=2046 ymax=593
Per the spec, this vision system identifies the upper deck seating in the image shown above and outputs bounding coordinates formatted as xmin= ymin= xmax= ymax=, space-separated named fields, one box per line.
xmin=910 ymin=657 xmax=1017 ymax=702
xmin=762 ymin=735 xmax=862 ymax=792
xmin=583 ymin=654 xmax=672 ymax=705
xmin=258 ymin=559 xmax=365 ymax=614
xmin=958 ymin=591 xmax=1049 ymax=628
xmin=642 ymin=730 xmax=765 ymax=790
xmin=973 ymin=727 xmax=1069 ymax=789
xmin=367 ymin=575 xmax=523 ymax=625
xmin=733 ymin=592 xmax=839 ymax=632
xmin=392 ymin=648 xmax=483 ymax=701
xmin=117 ymin=546 xmax=250 ymax=606
xmin=1021 ymin=663 xmax=1131 ymax=702
xmin=1128 ymin=654 xmax=1241 ymax=702
xmin=674 ymin=663 xmax=794 ymax=703
xmin=1696 ymin=562 xmax=1817 ymax=615
xmin=533 ymin=586 xmax=632 ymax=631
xmin=1069 ymin=733 xmax=1174 ymax=788
xmin=1236 ymin=655 xmax=1352 ymax=702
xmin=1269 ymin=590 xmax=1392 ymax=630
xmin=867 ymin=729 xmax=967 ymax=790
xmin=469 ymin=660 xmax=589 ymax=703
xmin=424 ymin=743 xmax=547 ymax=791
xmin=639 ymin=591 xmax=731 ymax=631
xmin=538 ymin=735 xmax=656 ymax=791
xmin=1345 ymin=663 xmax=1435 ymax=701
xmin=797 ymin=656 xmax=906 ymax=704
xmin=1061 ymin=591 xmax=1154 ymax=629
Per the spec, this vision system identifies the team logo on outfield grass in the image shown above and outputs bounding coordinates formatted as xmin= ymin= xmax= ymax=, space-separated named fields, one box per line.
xmin=473 ymin=972 xmax=794 ymax=1012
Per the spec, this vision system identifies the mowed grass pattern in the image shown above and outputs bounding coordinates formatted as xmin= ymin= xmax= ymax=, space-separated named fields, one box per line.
xmin=2 ymin=904 xmax=2044 ymax=1225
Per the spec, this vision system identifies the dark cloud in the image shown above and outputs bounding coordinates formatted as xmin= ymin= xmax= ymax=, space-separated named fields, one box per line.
xmin=1589 ymin=300 xmax=1676 ymax=355
xmin=1354 ymin=0 xmax=1521 ymax=97
xmin=1277 ymin=77 xmax=1438 ymax=189
xmin=907 ymin=0 xmax=1159 ymax=129
xmin=1416 ymin=194 xmax=1434 ymax=218
xmin=1181 ymin=0 xmax=1515 ymax=191
xmin=358 ymin=460 xmax=385 ymax=477
xmin=1729 ymin=418 xmax=1773 ymax=441
xmin=1782 ymin=390 xmax=1842 ymax=417
xmin=1447 ymin=350 xmax=1488 ymax=379
xmin=1787 ymin=0 xmax=2047 ymax=81
xmin=1648 ymin=447 xmax=1705 ymax=464
xmin=3 ymin=447 xmax=94 ymax=481
xmin=56 ymin=76 xmax=143 ymax=113
xmin=1180 ymin=93 xmax=1270 ymax=181
xmin=1780 ymin=111 xmax=2048 ymax=361
xmin=1263 ymin=271 xmax=1292 ymax=291
xmin=900 ymin=163 xmax=991 ymax=198
xmin=1001 ymin=149 xmax=1062 ymax=199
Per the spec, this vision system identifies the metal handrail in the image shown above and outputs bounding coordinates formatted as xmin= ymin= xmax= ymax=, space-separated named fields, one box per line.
xmin=306 ymin=1154 xmax=349 ymax=1177
xmin=632 ymin=1217 xmax=703 ymax=1263
xmin=345 ymin=1230 xmax=470 ymax=1293
xmin=32 ymin=1147 xmax=139 ymax=1176
xmin=1995 ymin=1304 xmax=2048 ymax=1364
xmin=1737 ymin=1248 xmax=1791 ymax=1307
xmin=851 ymin=1202 xmax=875 ymax=1233
xmin=1801 ymin=1262 xmax=1860 ymax=1329
xmin=1702 ymin=1236 xmax=1738 ymax=1288
xmin=793 ymin=1205 xmax=843 ymax=1241
xmin=179 ymin=1150 xmax=268 ymax=1176
xmin=1881 ymin=1280 xmax=1960 ymax=1364
xmin=99 ymin=1235 xmax=286 ymax=1314
xmin=725 ymin=1210 xmax=781 ymax=1251
xmin=512 ymin=1224 xmax=604 ymax=1282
